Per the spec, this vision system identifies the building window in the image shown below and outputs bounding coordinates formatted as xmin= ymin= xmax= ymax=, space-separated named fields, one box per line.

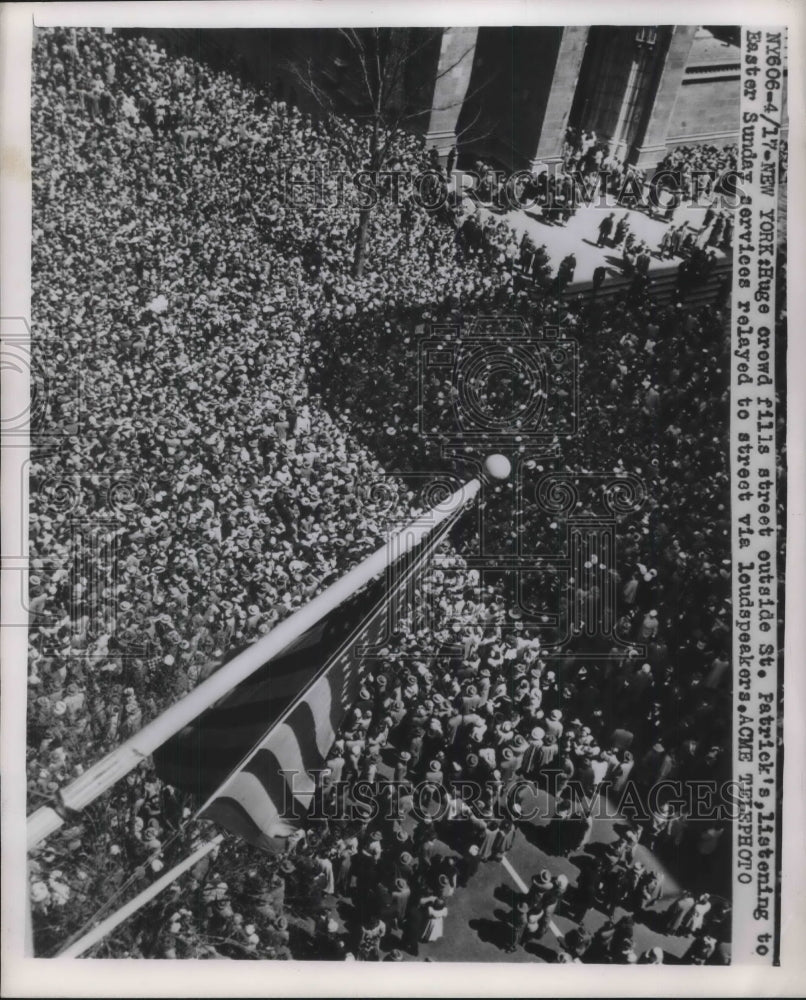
xmin=635 ymin=27 xmax=658 ymax=49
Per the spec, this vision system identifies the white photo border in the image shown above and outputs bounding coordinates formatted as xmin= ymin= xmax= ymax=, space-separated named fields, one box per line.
xmin=2 ymin=1 xmax=804 ymax=995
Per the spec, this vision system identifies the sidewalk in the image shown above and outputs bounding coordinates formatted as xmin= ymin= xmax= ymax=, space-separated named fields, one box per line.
xmin=407 ymin=784 xmax=696 ymax=963
xmin=477 ymin=197 xmax=727 ymax=287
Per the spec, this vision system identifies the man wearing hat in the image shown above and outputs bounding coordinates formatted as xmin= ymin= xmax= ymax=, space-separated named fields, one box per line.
xmin=509 ymin=732 xmax=528 ymax=765
xmin=493 ymin=718 xmax=514 ymax=747
xmin=420 ymin=717 xmax=445 ymax=767
xmin=637 ymin=741 xmax=671 ymax=786
xmin=685 ymin=933 xmax=717 ymax=965
xmin=395 ymin=850 xmax=416 ymax=883
xmin=519 ymin=727 xmax=546 ymax=782
xmin=621 ymin=860 xmax=644 ymax=903
xmin=474 ymin=815 xmax=500 ymax=861
xmin=315 ymin=915 xmax=346 ymax=960
xmin=612 ymin=829 xmax=640 ymax=865
xmin=421 ymin=758 xmax=444 ymax=808
xmin=435 ymin=869 xmax=456 ymax=903
xmin=460 ymin=682 xmax=482 ymax=714
xmin=393 ymin=750 xmax=411 ymax=784
xmin=566 ymin=855 xmax=602 ymax=924
xmin=537 ymin=873 xmax=568 ymax=933
xmin=504 ymin=897 xmax=530 ymax=952
xmin=463 ymin=751 xmax=483 ymax=783
xmin=681 ymin=892 xmax=712 ymax=934
xmin=332 ymin=829 xmax=359 ymax=897
xmin=390 ymin=876 xmax=411 ymax=928
xmin=457 ymin=842 xmax=481 ymax=888
xmin=564 ymin=924 xmax=592 ymax=960
xmin=638 ymin=609 xmax=660 ymax=641
xmin=499 ymin=744 xmax=520 ymax=788
xmin=278 ymin=858 xmax=296 ymax=883
xmin=372 ymin=879 xmax=399 ymax=935
xmin=488 ymin=679 xmax=512 ymax=713
xmin=527 ymin=869 xmax=553 ymax=911
xmin=401 ymin=889 xmax=427 ymax=956
xmin=475 ymin=667 xmax=492 ymax=705
xmin=417 ymin=824 xmax=440 ymax=866
xmin=357 ymin=913 xmax=386 ymax=961
xmin=519 ymin=904 xmax=547 ymax=950
xmin=588 ymin=917 xmax=619 ymax=961
xmin=539 ymin=731 xmax=559 ymax=777
xmin=406 ymin=706 xmax=428 ymax=766
xmin=609 ymin=725 xmax=635 ymax=752
xmin=478 ymin=743 xmax=498 ymax=772
xmin=391 ymin=826 xmax=412 ymax=861
xmin=356 ymin=831 xmax=382 ymax=899
xmin=636 ymin=867 xmax=664 ymax=913
xmin=600 ymin=858 xmax=627 ymax=917
xmin=545 ymin=708 xmax=564 ymax=741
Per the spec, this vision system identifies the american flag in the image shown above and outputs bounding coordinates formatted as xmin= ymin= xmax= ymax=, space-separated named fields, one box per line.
xmin=199 ymin=640 xmax=368 ymax=850
xmin=161 ymin=509 xmax=460 ymax=852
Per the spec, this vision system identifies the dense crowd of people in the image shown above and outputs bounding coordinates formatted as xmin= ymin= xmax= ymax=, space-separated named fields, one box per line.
xmin=268 ymin=527 xmax=737 ymax=963
xmin=27 ymin=23 xmax=522 ymax=956
xmin=28 ymin=26 xmax=785 ymax=962
xmin=28 ymin=26 xmax=518 ymax=787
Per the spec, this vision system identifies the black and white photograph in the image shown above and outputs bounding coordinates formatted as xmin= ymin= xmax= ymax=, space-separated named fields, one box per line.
xmin=1 ymin=1 xmax=803 ymax=995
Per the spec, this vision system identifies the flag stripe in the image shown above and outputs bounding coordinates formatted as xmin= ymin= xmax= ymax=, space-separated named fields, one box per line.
xmin=269 ymin=723 xmax=317 ymax=800
xmin=204 ymin=792 xmax=293 ymax=848
xmin=195 ymin=678 xmax=316 ymax=728
xmin=285 ymin=698 xmax=327 ymax=772
xmin=211 ymin=665 xmax=321 ymax=712
xmin=154 ymin=620 xmax=347 ymax=797
xmin=305 ymin=676 xmax=336 ymax=760
xmin=203 ymin=797 xmax=276 ymax=848
xmin=241 ymin=748 xmax=310 ymax=823
xmin=217 ymin=770 xmax=298 ymax=837
xmin=328 ymin=653 xmax=361 ymax=733
xmin=197 ymin=507 xmax=463 ymax=851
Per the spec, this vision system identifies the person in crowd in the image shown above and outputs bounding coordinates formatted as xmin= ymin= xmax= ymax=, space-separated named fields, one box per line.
xmin=597 ymin=212 xmax=615 ymax=247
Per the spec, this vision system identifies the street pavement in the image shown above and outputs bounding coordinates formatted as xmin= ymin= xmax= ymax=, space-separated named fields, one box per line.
xmin=477 ymin=196 xmax=719 ymax=287
xmin=300 ymin=781 xmax=701 ymax=964
xmin=399 ymin=785 xmax=694 ymax=964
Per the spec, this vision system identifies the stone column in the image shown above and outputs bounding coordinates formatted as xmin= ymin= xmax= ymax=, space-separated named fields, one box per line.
xmin=629 ymin=25 xmax=699 ymax=168
xmin=424 ymin=27 xmax=479 ymax=160
xmin=530 ymin=26 xmax=590 ymax=167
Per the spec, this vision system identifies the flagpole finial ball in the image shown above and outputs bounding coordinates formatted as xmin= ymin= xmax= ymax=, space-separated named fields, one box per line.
xmin=483 ymin=454 xmax=511 ymax=481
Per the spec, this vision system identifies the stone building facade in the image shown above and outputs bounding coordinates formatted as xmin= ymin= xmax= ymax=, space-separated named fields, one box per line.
xmin=136 ymin=25 xmax=787 ymax=171
xmin=425 ymin=25 xmax=786 ymax=169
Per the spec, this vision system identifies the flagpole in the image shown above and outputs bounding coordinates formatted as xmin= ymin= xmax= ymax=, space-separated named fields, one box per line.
xmin=192 ymin=477 xmax=471 ymax=839
xmin=57 ymin=834 xmax=224 ymax=958
xmin=27 ymin=468 xmax=498 ymax=850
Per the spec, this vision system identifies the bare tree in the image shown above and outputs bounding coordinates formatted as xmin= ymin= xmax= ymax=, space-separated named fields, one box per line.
xmin=286 ymin=28 xmax=486 ymax=278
